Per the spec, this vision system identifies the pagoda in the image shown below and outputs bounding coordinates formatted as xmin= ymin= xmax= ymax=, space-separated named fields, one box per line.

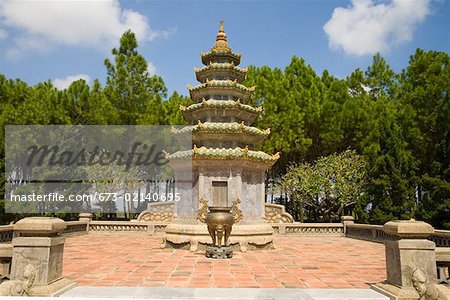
xmin=163 ymin=21 xmax=279 ymax=252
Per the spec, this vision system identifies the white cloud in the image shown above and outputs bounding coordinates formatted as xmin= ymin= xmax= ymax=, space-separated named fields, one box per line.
xmin=323 ymin=0 xmax=431 ymax=56
xmin=53 ymin=74 xmax=90 ymax=90
xmin=0 ymin=0 xmax=175 ymax=57
xmin=147 ymin=62 xmax=157 ymax=76
xmin=0 ymin=28 xmax=7 ymax=39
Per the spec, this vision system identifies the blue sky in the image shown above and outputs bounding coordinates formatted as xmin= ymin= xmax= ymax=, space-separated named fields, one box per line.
xmin=0 ymin=0 xmax=448 ymax=95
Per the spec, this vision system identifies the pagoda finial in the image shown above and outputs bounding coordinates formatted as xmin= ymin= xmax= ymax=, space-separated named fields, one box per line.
xmin=212 ymin=20 xmax=231 ymax=52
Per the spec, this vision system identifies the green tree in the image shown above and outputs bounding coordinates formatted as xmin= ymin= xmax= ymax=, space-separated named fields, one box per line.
xmin=397 ymin=49 xmax=450 ymax=229
xmin=246 ymin=57 xmax=328 ymax=176
xmin=61 ymin=79 xmax=117 ymax=125
xmin=104 ymin=30 xmax=167 ymax=125
xmin=280 ymin=150 xmax=366 ymax=222
xmin=362 ymin=101 xmax=417 ymax=224
xmin=163 ymin=91 xmax=192 ymax=125
xmin=345 ymin=54 xmax=418 ymax=224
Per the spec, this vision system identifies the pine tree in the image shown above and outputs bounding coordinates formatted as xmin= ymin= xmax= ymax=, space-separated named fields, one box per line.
xmin=397 ymin=49 xmax=450 ymax=229
xmin=162 ymin=91 xmax=192 ymax=125
xmin=104 ymin=30 xmax=167 ymax=125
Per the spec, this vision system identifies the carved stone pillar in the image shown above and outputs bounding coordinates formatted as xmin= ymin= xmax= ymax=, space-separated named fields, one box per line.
xmin=0 ymin=217 xmax=75 ymax=296
xmin=373 ymin=219 xmax=450 ymax=299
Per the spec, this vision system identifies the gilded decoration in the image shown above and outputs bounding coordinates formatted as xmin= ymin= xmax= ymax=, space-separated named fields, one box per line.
xmin=231 ymin=199 xmax=243 ymax=223
xmin=211 ymin=20 xmax=230 ymax=52
xmin=197 ymin=197 xmax=209 ymax=223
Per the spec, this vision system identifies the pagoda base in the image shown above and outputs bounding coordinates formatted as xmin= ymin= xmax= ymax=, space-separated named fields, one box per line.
xmin=162 ymin=221 xmax=274 ymax=252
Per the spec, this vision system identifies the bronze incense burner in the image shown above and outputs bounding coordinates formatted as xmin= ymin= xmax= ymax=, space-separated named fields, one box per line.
xmin=205 ymin=206 xmax=234 ymax=258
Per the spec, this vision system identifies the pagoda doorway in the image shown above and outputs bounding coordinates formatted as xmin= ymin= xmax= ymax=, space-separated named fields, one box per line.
xmin=211 ymin=181 xmax=228 ymax=207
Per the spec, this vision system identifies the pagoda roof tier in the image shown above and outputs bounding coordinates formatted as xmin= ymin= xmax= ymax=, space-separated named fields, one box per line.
xmin=194 ymin=62 xmax=247 ymax=83
xmin=201 ymin=50 xmax=242 ymax=66
xmin=188 ymin=80 xmax=255 ymax=103
xmin=169 ymin=146 xmax=279 ymax=166
xmin=174 ymin=121 xmax=269 ymax=137
xmin=173 ymin=121 xmax=269 ymax=145
xmin=180 ymin=99 xmax=261 ymax=123
xmin=180 ymin=100 xmax=261 ymax=125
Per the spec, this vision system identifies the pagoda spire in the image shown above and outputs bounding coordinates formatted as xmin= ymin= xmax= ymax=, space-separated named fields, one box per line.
xmin=212 ymin=20 xmax=231 ymax=52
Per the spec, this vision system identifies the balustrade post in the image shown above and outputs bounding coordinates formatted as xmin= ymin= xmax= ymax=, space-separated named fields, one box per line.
xmin=341 ymin=216 xmax=354 ymax=235
xmin=79 ymin=213 xmax=93 ymax=232
xmin=373 ymin=219 xmax=450 ymax=299
xmin=78 ymin=212 xmax=93 ymax=222
xmin=0 ymin=217 xmax=75 ymax=296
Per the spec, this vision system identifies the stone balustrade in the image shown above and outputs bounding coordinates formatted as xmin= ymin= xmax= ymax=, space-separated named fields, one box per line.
xmin=430 ymin=230 xmax=450 ymax=247
xmin=345 ymin=223 xmax=450 ymax=247
xmin=63 ymin=221 xmax=88 ymax=235
xmin=272 ymin=223 xmax=344 ymax=235
xmin=0 ymin=226 xmax=14 ymax=243
xmin=346 ymin=223 xmax=397 ymax=242
xmin=88 ymin=221 xmax=168 ymax=234
xmin=0 ymin=219 xmax=449 ymax=243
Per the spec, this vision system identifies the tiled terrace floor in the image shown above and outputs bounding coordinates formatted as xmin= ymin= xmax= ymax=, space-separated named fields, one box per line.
xmin=63 ymin=234 xmax=386 ymax=289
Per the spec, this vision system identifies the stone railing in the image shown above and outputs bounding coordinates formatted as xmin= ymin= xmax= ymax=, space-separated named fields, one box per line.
xmin=3 ymin=218 xmax=449 ymax=244
xmin=63 ymin=221 xmax=88 ymax=235
xmin=345 ymin=223 xmax=396 ymax=243
xmin=2 ymin=221 xmax=344 ymax=240
xmin=86 ymin=221 xmax=344 ymax=236
xmin=0 ymin=225 xmax=14 ymax=243
xmin=429 ymin=229 xmax=450 ymax=247
xmin=0 ymin=221 xmax=89 ymax=241
xmin=345 ymin=223 xmax=450 ymax=246
xmin=272 ymin=223 xmax=344 ymax=235
xmin=88 ymin=221 xmax=168 ymax=234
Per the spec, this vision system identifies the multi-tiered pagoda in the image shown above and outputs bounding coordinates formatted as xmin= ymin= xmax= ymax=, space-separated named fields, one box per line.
xmin=163 ymin=21 xmax=278 ymax=252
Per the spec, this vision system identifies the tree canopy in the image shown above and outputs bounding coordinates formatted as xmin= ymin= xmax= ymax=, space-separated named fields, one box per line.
xmin=280 ymin=150 xmax=366 ymax=222
xmin=246 ymin=50 xmax=449 ymax=228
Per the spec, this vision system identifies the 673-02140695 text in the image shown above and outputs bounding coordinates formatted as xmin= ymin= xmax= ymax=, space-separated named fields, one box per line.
xmin=9 ymin=192 xmax=181 ymax=203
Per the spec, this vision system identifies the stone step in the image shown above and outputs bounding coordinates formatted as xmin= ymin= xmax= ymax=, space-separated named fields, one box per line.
xmin=60 ymin=286 xmax=389 ymax=300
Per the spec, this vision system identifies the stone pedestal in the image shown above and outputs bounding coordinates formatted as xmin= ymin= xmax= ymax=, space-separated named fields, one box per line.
xmin=0 ymin=217 xmax=75 ymax=296
xmin=206 ymin=246 xmax=233 ymax=259
xmin=163 ymin=221 xmax=274 ymax=252
xmin=372 ymin=220 xmax=450 ymax=300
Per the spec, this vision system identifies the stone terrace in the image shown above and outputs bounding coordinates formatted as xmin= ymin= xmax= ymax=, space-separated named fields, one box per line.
xmin=63 ymin=234 xmax=386 ymax=289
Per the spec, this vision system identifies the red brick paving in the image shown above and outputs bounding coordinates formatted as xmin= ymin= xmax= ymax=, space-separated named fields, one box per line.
xmin=63 ymin=233 xmax=386 ymax=288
